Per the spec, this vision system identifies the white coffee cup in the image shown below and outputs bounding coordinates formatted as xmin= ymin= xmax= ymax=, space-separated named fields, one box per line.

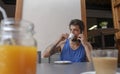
xmin=68 ymin=33 xmax=74 ymax=39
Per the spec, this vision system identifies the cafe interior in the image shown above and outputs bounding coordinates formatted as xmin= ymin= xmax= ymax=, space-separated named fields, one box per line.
xmin=0 ymin=0 xmax=119 ymax=62
xmin=0 ymin=0 xmax=120 ymax=74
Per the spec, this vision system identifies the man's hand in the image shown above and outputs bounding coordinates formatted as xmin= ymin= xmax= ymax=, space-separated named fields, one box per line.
xmin=58 ymin=33 xmax=69 ymax=42
xmin=77 ymin=33 xmax=87 ymax=46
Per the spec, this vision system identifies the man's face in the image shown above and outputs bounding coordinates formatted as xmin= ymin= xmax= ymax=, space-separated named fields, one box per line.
xmin=69 ymin=25 xmax=81 ymax=42
xmin=69 ymin=25 xmax=81 ymax=36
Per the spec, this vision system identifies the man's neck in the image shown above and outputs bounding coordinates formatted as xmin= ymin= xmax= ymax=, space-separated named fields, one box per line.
xmin=70 ymin=40 xmax=80 ymax=46
xmin=69 ymin=40 xmax=81 ymax=50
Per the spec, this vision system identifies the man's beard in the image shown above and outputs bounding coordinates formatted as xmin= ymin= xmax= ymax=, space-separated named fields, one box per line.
xmin=71 ymin=37 xmax=80 ymax=43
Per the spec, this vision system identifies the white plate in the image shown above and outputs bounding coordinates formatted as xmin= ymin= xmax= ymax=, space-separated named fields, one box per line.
xmin=80 ymin=71 xmax=120 ymax=74
xmin=54 ymin=61 xmax=72 ymax=64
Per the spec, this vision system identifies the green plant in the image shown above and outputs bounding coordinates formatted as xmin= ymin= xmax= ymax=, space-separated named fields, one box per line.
xmin=99 ymin=21 xmax=108 ymax=27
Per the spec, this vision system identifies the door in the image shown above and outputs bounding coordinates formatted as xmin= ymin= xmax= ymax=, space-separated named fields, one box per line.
xmin=15 ymin=0 xmax=23 ymax=20
xmin=111 ymin=0 xmax=120 ymax=39
xmin=111 ymin=0 xmax=120 ymax=67
xmin=81 ymin=0 xmax=87 ymax=37
xmin=81 ymin=0 xmax=120 ymax=65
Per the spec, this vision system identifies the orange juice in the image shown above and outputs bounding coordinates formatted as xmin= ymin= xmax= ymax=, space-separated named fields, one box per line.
xmin=0 ymin=45 xmax=37 ymax=74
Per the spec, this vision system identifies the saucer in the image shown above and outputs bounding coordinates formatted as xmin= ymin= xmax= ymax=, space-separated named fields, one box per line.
xmin=54 ymin=61 xmax=72 ymax=64
xmin=80 ymin=71 xmax=120 ymax=74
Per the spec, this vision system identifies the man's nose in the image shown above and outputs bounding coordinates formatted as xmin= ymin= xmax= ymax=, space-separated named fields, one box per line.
xmin=71 ymin=30 xmax=74 ymax=33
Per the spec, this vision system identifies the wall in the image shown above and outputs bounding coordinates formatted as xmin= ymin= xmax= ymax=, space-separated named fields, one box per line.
xmin=87 ymin=9 xmax=112 ymax=18
xmin=22 ymin=0 xmax=81 ymax=57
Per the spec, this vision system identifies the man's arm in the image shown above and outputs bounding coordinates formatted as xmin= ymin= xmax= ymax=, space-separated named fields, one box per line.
xmin=83 ymin=42 xmax=92 ymax=62
xmin=43 ymin=40 xmax=61 ymax=58
xmin=78 ymin=34 xmax=92 ymax=62
xmin=43 ymin=33 xmax=68 ymax=58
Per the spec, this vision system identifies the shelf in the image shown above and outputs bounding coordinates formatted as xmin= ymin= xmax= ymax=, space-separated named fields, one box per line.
xmin=88 ymin=28 xmax=120 ymax=37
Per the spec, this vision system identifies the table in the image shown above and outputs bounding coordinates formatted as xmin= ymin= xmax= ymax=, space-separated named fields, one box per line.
xmin=36 ymin=63 xmax=120 ymax=74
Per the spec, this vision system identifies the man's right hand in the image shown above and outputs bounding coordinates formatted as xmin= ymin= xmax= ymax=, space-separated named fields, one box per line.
xmin=59 ymin=33 xmax=69 ymax=42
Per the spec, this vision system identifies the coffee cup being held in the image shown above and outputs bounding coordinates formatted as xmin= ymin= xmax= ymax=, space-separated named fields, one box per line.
xmin=68 ymin=33 xmax=74 ymax=40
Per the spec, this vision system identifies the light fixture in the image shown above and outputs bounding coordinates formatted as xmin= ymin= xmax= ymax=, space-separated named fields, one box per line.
xmin=88 ymin=25 xmax=97 ymax=30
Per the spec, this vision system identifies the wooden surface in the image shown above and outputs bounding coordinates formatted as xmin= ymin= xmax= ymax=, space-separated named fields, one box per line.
xmin=81 ymin=0 xmax=87 ymax=38
xmin=88 ymin=28 xmax=119 ymax=37
xmin=88 ymin=28 xmax=119 ymax=48
xmin=111 ymin=0 xmax=120 ymax=66
xmin=111 ymin=0 xmax=120 ymax=39
xmin=116 ymin=39 xmax=120 ymax=67
xmin=15 ymin=0 xmax=23 ymax=20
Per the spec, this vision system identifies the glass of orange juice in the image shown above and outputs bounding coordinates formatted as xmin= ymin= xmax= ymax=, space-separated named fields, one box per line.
xmin=0 ymin=18 xmax=37 ymax=74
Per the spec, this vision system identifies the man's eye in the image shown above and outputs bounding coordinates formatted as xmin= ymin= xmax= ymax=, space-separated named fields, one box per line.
xmin=75 ymin=29 xmax=78 ymax=31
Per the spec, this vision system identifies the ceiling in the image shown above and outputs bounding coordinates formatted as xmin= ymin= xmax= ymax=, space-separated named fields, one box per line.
xmin=86 ymin=0 xmax=111 ymax=10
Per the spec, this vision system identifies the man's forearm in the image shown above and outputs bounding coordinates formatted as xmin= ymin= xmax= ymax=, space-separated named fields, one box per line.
xmin=43 ymin=39 xmax=61 ymax=58
xmin=83 ymin=42 xmax=92 ymax=62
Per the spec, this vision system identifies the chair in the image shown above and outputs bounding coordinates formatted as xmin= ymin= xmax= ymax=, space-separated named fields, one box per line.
xmin=48 ymin=53 xmax=60 ymax=63
xmin=37 ymin=51 xmax=41 ymax=64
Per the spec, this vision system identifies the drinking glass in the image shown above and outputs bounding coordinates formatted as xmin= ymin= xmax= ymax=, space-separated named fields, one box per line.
xmin=92 ymin=49 xmax=118 ymax=74
xmin=0 ymin=18 xmax=37 ymax=74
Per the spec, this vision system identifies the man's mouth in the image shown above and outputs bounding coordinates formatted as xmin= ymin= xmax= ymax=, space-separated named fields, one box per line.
xmin=71 ymin=36 xmax=81 ymax=43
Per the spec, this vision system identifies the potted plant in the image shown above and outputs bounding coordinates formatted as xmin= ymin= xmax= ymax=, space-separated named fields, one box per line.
xmin=99 ymin=21 xmax=108 ymax=29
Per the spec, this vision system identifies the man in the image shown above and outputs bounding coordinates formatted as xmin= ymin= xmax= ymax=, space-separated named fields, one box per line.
xmin=43 ymin=19 xmax=92 ymax=62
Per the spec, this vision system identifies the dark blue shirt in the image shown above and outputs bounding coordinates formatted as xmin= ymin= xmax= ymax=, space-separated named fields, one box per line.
xmin=60 ymin=39 xmax=87 ymax=63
